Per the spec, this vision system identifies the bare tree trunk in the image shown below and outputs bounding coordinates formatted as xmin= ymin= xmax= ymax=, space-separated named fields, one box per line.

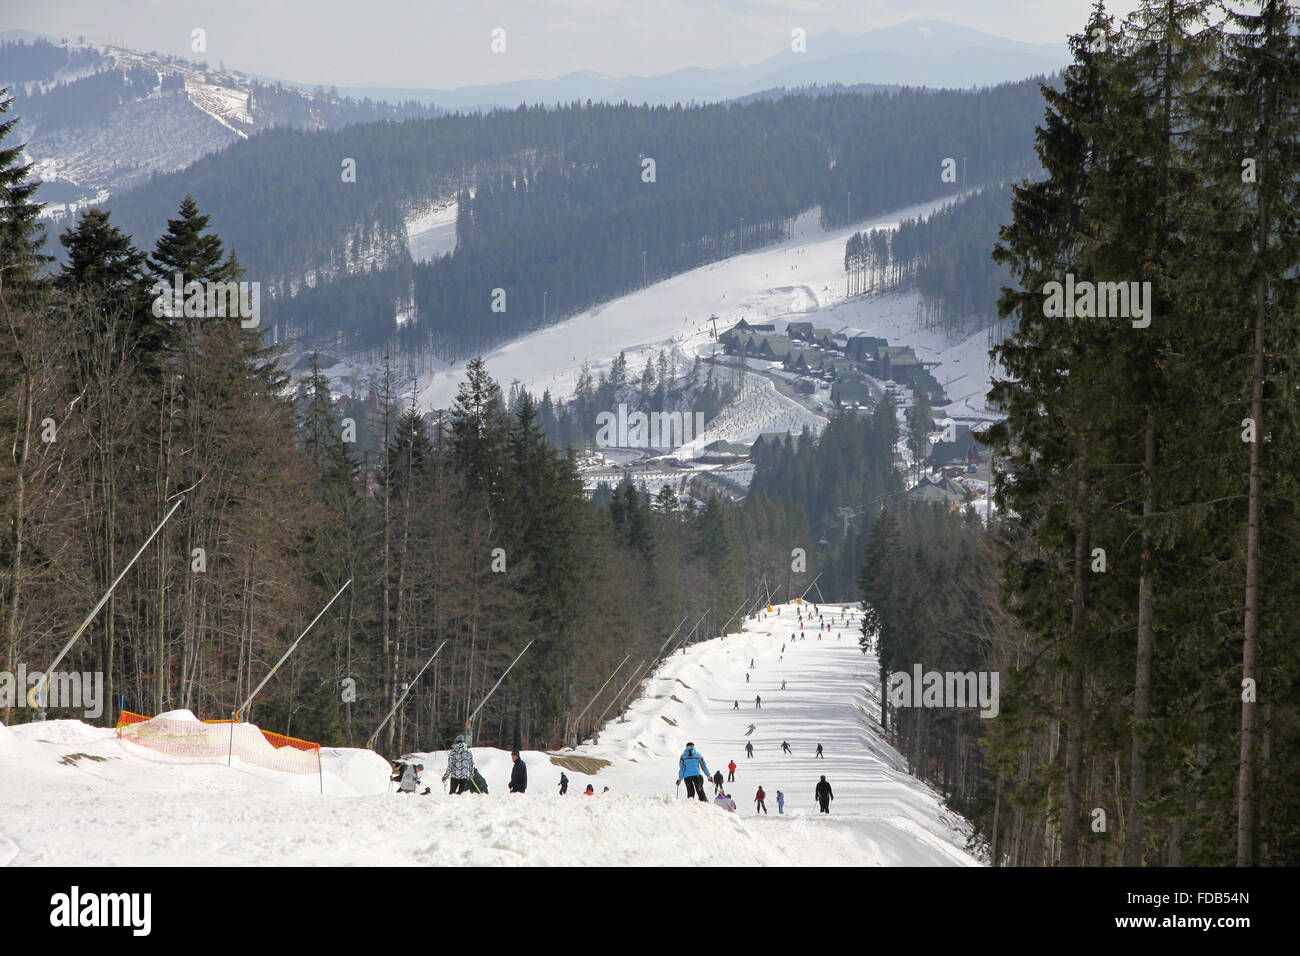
xmin=1127 ymin=415 xmax=1157 ymax=866
xmin=1062 ymin=474 xmax=1090 ymax=866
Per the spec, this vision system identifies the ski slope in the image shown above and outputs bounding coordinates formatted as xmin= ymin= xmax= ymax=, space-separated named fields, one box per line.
xmin=413 ymin=193 xmax=996 ymax=417
xmin=0 ymin=603 xmax=979 ymax=866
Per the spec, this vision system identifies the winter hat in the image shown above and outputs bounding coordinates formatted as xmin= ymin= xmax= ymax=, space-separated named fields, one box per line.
xmin=685 ymin=741 xmax=694 ymax=747
xmin=511 ymin=750 xmax=520 ymax=756
xmin=454 ymin=735 xmax=465 ymax=744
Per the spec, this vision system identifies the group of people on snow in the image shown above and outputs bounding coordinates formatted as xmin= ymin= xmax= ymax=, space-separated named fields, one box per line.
xmin=679 ymin=741 xmax=834 ymax=815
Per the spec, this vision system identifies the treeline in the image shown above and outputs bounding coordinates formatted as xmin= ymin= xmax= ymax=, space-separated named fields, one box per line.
xmin=870 ymin=1 xmax=1300 ymax=867
xmin=518 ymin=350 xmax=736 ymax=452
xmin=15 ymin=65 xmax=165 ymax=130
xmin=0 ymin=38 xmax=104 ymax=87
xmin=0 ymin=98 xmax=817 ymax=753
xmin=843 ymin=181 xmax=1017 ymax=336
xmin=106 ymin=83 xmax=1047 ymax=357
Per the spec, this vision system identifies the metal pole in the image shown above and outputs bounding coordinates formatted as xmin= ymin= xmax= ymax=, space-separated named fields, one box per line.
xmin=653 ymin=615 xmax=690 ymax=662
xmin=570 ymin=654 xmax=630 ymax=741
xmin=366 ymin=640 xmax=448 ymax=750
xmin=465 ymin=640 xmax=534 ymax=743
xmin=32 ymin=496 xmax=184 ymax=715
xmin=234 ymin=579 xmax=352 ymax=722
xmin=798 ymin=572 xmax=823 ymax=602
xmin=674 ymin=609 xmax=709 ymax=656
xmin=597 ymin=658 xmax=649 ymax=727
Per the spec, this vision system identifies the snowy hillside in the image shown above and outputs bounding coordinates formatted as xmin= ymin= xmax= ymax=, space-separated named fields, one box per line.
xmin=414 ymin=193 xmax=1001 ymax=425
xmin=0 ymin=602 xmax=979 ymax=866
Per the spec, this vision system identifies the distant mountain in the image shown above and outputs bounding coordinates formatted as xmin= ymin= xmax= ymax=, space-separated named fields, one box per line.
xmin=330 ymin=19 xmax=1069 ymax=109
xmin=2 ymin=39 xmax=444 ymax=213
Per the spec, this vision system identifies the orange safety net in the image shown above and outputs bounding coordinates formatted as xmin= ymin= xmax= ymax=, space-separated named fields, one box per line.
xmin=116 ymin=710 xmax=321 ymax=775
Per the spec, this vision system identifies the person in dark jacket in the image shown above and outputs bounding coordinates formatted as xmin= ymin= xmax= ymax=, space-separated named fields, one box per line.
xmin=678 ymin=742 xmax=712 ymax=802
xmin=558 ymin=771 xmax=569 ymax=794
xmin=815 ymin=775 xmax=833 ymax=813
xmin=815 ymin=743 xmax=824 ymax=758
xmin=781 ymin=741 xmax=792 ymax=754
xmin=508 ymin=750 xmax=527 ymax=793
xmin=745 ymin=741 xmax=754 ymax=758
xmin=713 ymin=769 xmax=725 ymax=795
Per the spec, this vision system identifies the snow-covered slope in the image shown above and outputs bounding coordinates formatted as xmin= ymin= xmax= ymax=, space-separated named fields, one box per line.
xmin=0 ymin=603 xmax=979 ymax=866
xmin=414 ymin=193 xmax=1001 ymax=425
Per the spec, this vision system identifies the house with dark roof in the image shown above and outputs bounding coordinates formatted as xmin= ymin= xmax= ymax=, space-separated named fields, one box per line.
xmin=832 ymin=379 xmax=874 ymax=409
xmin=927 ymin=423 xmax=977 ymax=466
xmin=786 ymin=321 xmax=815 ymax=341
xmin=847 ymin=335 xmax=889 ymax=364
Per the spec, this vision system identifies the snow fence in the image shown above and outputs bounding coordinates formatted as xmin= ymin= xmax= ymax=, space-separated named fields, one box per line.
xmin=116 ymin=711 xmax=322 ymax=784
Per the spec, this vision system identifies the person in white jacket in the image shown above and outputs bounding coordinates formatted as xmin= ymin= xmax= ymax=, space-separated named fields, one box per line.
xmin=442 ymin=736 xmax=475 ymax=794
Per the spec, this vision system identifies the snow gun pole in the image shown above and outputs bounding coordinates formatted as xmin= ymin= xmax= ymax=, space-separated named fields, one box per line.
xmin=234 ymin=579 xmax=351 ymax=722
xmin=570 ymin=654 xmax=630 ymax=743
xmin=675 ymin=608 xmax=710 ymax=655
xmin=366 ymin=640 xmax=447 ymax=751
xmin=464 ymin=640 xmax=533 ymax=745
xmin=798 ymin=572 xmax=823 ymax=603
xmin=597 ymin=657 xmax=650 ymax=727
xmin=31 ymin=496 xmax=184 ymax=717
xmin=718 ymin=593 xmax=754 ymax=637
xmin=652 ymin=615 xmax=690 ymax=663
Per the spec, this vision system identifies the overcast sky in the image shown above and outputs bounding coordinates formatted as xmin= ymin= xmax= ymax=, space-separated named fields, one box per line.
xmin=4 ymin=0 xmax=1144 ymax=90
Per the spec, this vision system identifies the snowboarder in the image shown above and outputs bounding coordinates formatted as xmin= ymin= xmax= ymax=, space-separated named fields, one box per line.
xmin=678 ymin=741 xmax=712 ymax=802
xmin=558 ymin=771 xmax=569 ymax=795
xmin=815 ymin=775 xmax=833 ymax=813
xmin=508 ymin=750 xmax=527 ymax=793
xmin=755 ymin=786 xmax=768 ymax=814
xmin=815 ymin=743 xmax=824 ymax=759
xmin=781 ymin=741 xmax=792 ymax=754
xmin=442 ymin=735 xmax=475 ymax=794
xmin=745 ymin=741 xmax=754 ymax=758
xmin=727 ymin=759 xmax=737 ymax=782
xmin=776 ymin=790 xmax=785 ymax=814
xmin=755 ymin=695 xmax=762 ymax=709
xmin=713 ymin=769 xmax=725 ymax=795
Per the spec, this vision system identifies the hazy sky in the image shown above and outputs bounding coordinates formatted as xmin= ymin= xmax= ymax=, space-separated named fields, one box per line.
xmin=3 ymin=0 xmax=1143 ymax=90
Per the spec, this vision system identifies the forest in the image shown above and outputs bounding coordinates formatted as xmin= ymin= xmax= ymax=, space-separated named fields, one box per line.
xmin=860 ymin=0 xmax=1300 ymax=867
xmin=97 ymin=81 xmax=1049 ymax=357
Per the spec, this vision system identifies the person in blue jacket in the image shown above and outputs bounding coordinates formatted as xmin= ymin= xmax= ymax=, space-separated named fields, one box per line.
xmin=679 ymin=741 xmax=711 ymax=802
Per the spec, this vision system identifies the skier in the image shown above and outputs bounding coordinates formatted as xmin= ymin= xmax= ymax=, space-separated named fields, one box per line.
xmin=815 ymin=775 xmax=833 ymax=814
xmin=781 ymin=679 xmax=786 ymax=690
xmin=755 ymin=695 xmax=762 ymax=709
xmin=746 ymin=673 xmax=750 ymax=683
xmin=781 ymin=644 xmax=786 ymax=652
xmin=754 ymin=786 xmax=768 ymax=814
xmin=713 ymin=769 xmax=726 ymax=795
xmin=558 ymin=771 xmax=569 ymax=795
xmin=733 ymin=700 xmax=739 ymax=710
xmin=727 ymin=759 xmax=737 ymax=782
xmin=781 ymin=741 xmax=792 ymax=754
xmin=744 ymin=723 xmax=756 ymax=736
xmin=508 ymin=749 xmax=527 ymax=793
xmin=750 ymin=658 xmax=754 ymax=668
xmin=745 ymin=741 xmax=754 ymax=758
xmin=678 ymin=741 xmax=712 ymax=802
xmin=392 ymin=760 xmax=422 ymax=794
xmin=442 ymin=735 xmax=475 ymax=794
xmin=815 ymin=743 xmax=824 ymax=759
xmin=776 ymin=790 xmax=785 ymax=814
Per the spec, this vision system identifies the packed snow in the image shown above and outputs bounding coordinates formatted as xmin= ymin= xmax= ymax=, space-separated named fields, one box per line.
xmin=0 ymin=602 xmax=980 ymax=866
